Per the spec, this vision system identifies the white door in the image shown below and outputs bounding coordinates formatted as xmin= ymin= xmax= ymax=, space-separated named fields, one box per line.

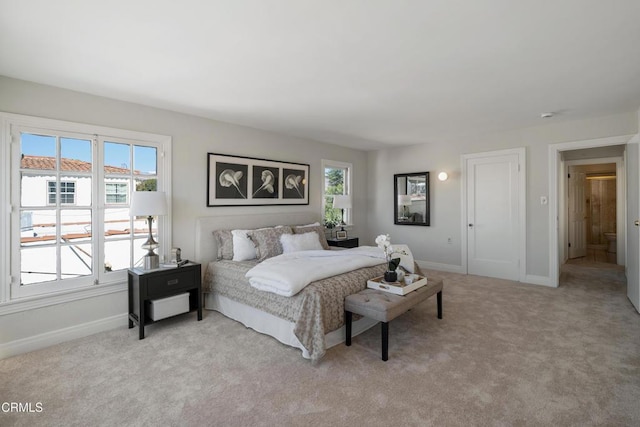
xmin=568 ymin=167 xmax=587 ymax=258
xmin=465 ymin=150 xmax=523 ymax=281
xmin=626 ymin=142 xmax=639 ymax=312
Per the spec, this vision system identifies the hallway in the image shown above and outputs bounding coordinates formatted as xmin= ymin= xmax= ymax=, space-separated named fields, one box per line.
xmin=561 ymin=247 xmax=626 ymax=292
xmin=566 ymin=245 xmax=617 ymax=265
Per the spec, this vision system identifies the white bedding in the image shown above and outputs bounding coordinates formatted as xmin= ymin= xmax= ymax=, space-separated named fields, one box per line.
xmin=246 ymin=245 xmax=414 ymax=297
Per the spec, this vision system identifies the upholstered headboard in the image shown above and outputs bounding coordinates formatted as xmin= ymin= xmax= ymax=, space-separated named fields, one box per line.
xmin=194 ymin=211 xmax=321 ymax=265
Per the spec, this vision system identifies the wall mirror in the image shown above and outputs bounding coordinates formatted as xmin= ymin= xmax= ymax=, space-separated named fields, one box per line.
xmin=394 ymin=172 xmax=430 ymax=226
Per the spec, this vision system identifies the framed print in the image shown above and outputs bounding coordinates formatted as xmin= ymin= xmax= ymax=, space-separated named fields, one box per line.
xmin=252 ymin=165 xmax=279 ymax=199
xmin=282 ymin=167 xmax=307 ymax=200
xmin=335 ymin=230 xmax=348 ymax=240
xmin=207 ymin=153 xmax=309 ymax=206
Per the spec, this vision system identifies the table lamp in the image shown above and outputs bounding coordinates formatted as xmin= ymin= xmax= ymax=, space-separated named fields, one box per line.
xmin=398 ymin=194 xmax=412 ymax=219
xmin=332 ymin=195 xmax=352 ymax=230
xmin=130 ymin=191 xmax=167 ymax=270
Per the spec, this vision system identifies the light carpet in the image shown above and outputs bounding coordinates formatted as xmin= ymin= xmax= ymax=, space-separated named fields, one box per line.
xmin=1 ymin=264 xmax=639 ymax=426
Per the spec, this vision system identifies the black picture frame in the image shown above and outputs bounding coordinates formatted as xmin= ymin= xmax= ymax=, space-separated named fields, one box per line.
xmin=207 ymin=153 xmax=309 ymax=206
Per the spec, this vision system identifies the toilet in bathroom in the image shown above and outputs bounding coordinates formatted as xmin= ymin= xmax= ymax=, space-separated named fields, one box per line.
xmin=603 ymin=232 xmax=617 ymax=253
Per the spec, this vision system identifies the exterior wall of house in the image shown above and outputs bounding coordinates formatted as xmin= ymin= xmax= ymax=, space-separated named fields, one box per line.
xmin=0 ymin=76 xmax=370 ymax=356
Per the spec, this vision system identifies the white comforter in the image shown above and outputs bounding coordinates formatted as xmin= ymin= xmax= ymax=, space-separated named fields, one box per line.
xmin=246 ymin=245 xmax=414 ymax=297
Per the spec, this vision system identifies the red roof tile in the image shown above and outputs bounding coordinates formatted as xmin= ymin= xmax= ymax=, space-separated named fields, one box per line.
xmin=21 ymin=155 xmax=137 ymax=174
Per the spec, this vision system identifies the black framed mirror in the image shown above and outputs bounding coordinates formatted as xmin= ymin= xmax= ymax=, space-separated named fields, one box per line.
xmin=394 ymin=172 xmax=430 ymax=226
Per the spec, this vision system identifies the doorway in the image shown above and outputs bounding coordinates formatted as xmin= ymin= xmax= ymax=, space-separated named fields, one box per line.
xmin=567 ymin=161 xmax=619 ymax=264
xmin=548 ymin=136 xmax=633 ymax=288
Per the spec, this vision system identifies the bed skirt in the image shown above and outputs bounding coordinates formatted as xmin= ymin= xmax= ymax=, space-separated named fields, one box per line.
xmin=204 ymin=292 xmax=379 ymax=359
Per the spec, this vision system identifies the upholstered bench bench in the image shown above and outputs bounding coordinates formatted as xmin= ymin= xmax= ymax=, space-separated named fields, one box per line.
xmin=345 ymin=278 xmax=443 ymax=361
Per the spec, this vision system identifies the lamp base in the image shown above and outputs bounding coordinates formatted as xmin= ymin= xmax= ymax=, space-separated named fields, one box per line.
xmin=143 ymin=254 xmax=159 ymax=270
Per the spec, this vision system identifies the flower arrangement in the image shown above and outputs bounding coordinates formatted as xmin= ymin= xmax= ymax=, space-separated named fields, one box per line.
xmin=375 ymin=234 xmax=407 ymax=282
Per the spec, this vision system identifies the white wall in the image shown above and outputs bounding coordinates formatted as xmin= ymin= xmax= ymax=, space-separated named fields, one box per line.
xmin=0 ymin=76 xmax=369 ymax=355
xmin=1 ymin=74 xmax=638 ymax=356
xmin=366 ymin=112 xmax=639 ymax=277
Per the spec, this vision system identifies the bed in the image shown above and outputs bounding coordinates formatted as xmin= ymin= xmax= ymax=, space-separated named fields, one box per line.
xmin=194 ymin=212 xmax=388 ymax=362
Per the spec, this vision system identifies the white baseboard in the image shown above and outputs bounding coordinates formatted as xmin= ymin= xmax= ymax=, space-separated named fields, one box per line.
xmin=0 ymin=313 xmax=127 ymax=359
xmin=523 ymin=274 xmax=555 ymax=287
xmin=417 ymin=260 xmax=465 ymax=274
xmin=416 ymin=260 xmax=554 ymax=287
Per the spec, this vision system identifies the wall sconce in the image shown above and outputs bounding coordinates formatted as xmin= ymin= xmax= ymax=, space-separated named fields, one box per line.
xmin=437 ymin=172 xmax=449 ymax=181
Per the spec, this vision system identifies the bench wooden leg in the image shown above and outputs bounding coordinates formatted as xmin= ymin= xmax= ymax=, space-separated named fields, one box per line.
xmin=345 ymin=311 xmax=352 ymax=346
xmin=437 ymin=291 xmax=443 ymax=319
xmin=381 ymin=322 xmax=389 ymax=361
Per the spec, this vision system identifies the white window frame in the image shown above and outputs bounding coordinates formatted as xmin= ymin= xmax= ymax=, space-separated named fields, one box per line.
xmin=48 ymin=180 xmax=77 ymax=205
xmin=321 ymin=159 xmax=353 ymax=225
xmin=0 ymin=112 xmax=172 ymax=313
xmin=105 ymin=182 xmax=128 ymax=204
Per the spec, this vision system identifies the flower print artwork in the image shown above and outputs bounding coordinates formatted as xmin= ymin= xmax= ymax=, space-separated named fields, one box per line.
xmin=252 ymin=166 xmax=279 ymax=198
xmin=215 ymin=162 xmax=248 ymax=199
xmin=207 ymin=153 xmax=309 ymax=206
xmin=282 ymin=168 xmax=306 ymax=199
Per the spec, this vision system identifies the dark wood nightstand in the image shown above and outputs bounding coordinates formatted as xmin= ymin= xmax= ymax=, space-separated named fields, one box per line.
xmin=327 ymin=237 xmax=359 ymax=248
xmin=128 ymin=263 xmax=202 ymax=339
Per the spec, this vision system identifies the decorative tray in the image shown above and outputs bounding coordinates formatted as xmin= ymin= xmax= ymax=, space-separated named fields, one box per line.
xmin=366 ymin=275 xmax=427 ymax=295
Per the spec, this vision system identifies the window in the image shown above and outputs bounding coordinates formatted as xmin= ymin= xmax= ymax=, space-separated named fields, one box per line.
xmin=2 ymin=113 xmax=171 ymax=302
xmin=48 ymin=181 xmax=76 ymax=205
xmin=321 ymin=160 xmax=352 ymax=227
xmin=105 ymin=182 xmax=128 ymax=204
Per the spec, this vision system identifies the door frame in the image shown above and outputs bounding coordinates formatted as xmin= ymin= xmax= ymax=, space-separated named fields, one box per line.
xmin=564 ymin=157 xmax=625 ymax=265
xmin=548 ymin=134 xmax=635 ymax=287
xmin=461 ymin=147 xmax=526 ymax=282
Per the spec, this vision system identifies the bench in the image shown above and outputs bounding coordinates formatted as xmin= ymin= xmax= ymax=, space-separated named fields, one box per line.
xmin=344 ymin=278 xmax=443 ymax=361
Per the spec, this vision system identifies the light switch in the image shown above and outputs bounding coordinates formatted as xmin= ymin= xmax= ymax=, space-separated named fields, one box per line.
xmin=540 ymin=196 xmax=548 ymax=205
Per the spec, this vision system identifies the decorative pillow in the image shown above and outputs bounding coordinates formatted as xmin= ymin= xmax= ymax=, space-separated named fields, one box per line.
xmin=231 ymin=229 xmax=257 ymax=261
xmin=280 ymin=232 xmax=324 ymax=253
xmin=212 ymin=229 xmax=233 ymax=260
xmin=292 ymin=222 xmax=329 ymax=250
xmin=248 ymin=226 xmax=293 ymax=261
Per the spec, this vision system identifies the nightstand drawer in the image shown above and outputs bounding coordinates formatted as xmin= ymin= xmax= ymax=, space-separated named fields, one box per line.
xmin=327 ymin=237 xmax=359 ymax=248
xmin=146 ymin=270 xmax=194 ymax=297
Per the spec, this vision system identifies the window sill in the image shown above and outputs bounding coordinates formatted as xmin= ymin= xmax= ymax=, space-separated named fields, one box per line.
xmin=0 ymin=281 xmax=126 ymax=316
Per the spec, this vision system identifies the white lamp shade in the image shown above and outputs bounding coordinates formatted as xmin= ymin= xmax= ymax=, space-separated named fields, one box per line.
xmin=438 ymin=172 xmax=449 ymax=181
xmin=130 ymin=191 xmax=168 ymax=217
xmin=332 ymin=195 xmax=352 ymax=209
xmin=398 ymin=195 xmax=412 ymax=206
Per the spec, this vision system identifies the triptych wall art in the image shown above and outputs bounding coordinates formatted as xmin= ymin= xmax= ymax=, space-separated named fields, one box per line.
xmin=207 ymin=153 xmax=309 ymax=206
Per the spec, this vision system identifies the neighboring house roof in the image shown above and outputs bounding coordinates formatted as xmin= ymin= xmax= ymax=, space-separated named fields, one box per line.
xmin=21 ymin=155 xmax=137 ymax=174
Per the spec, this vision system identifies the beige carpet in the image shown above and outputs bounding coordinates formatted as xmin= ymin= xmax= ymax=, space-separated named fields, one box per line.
xmin=2 ymin=264 xmax=639 ymax=426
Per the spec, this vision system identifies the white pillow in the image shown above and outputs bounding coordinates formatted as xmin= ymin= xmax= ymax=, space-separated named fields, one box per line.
xmin=280 ymin=232 xmax=323 ymax=253
xmin=232 ymin=229 xmax=257 ymax=261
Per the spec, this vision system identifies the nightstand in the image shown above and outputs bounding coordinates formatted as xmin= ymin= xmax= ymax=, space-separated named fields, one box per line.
xmin=327 ymin=237 xmax=359 ymax=248
xmin=128 ymin=263 xmax=202 ymax=339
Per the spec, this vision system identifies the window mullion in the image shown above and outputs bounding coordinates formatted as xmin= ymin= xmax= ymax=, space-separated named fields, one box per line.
xmin=55 ymin=135 xmax=61 ymax=282
xmin=95 ymin=135 xmax=104 ymax=284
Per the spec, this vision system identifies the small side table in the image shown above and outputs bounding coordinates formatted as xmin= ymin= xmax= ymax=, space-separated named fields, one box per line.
xmin=327 ymin=237 xmax=359 ymax=248
xmin=128 ymin=263 xmax=202 ymax=339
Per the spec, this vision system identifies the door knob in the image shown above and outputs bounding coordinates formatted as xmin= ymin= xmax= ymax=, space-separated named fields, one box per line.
xmin=635 ymin=220 xmax=639 ymax=226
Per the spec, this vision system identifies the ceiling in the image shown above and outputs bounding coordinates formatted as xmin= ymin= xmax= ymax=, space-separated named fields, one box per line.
xmin=1 ymin=1 xmax=639 ymax=151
